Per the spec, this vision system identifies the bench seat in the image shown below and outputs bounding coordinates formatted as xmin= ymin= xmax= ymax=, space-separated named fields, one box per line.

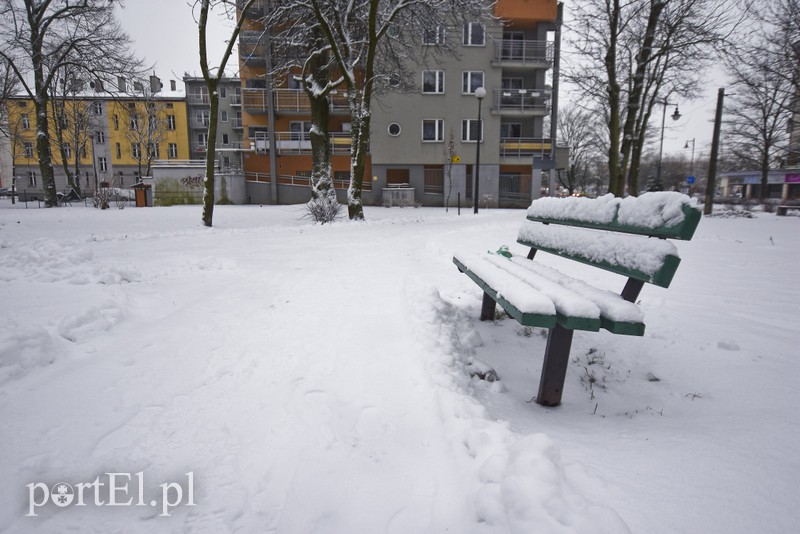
xmin=454 ymin=251 xmax=645 ymax=336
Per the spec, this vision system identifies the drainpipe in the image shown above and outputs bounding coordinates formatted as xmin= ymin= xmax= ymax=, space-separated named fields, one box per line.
xmin=264 ymin=0 xmax=279 ymax=204
xmin=548 ymin=2 xmax=563 ymax=197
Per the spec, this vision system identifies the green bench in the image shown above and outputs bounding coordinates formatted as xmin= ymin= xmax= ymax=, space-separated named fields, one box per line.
xmin=454 ymin=192 xmax=702 ymax=407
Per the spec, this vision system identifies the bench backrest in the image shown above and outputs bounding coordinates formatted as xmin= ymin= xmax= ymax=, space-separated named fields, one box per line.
xmin=517 ymin=192 xmax=702 ymax=288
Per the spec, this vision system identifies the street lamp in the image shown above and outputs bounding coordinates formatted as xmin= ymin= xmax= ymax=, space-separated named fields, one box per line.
xmin=656 ymin=102 xmax=681 ymax=185
xmin=473 ymin=86 xmax=486 ymax=214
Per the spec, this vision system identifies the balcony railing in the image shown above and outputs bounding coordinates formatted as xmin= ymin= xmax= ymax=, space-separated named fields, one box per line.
xmin=244 ymin=172 xmax=371 ymax=191
xmin=190 ymin=118 xmax=210 ymax=129
xmin=229 ymin=94 xmax=241 ymax=105
xmin=493 ymin=40 xmax=554 ymax=65
xmin=493 ymin=89 xmax=550 ymax=114
xmin=231 ymin=117 xmax=243 ymax=129
xmin=499 ymin=137 xmax=552 ymax=158
xmin=187 ymin=94 xmax=210 ymax=105
xmin=242 ymin=88 xmax=350 ymax=113
xmin=252 ymin=131 xmax=356 ymax=155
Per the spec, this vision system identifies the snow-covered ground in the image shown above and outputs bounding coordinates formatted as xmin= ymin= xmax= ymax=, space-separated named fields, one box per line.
xmin=1 ymin=199 xmax=797 ymax=533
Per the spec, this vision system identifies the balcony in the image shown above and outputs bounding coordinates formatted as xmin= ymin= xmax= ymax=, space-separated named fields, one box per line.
xmin=229 ymin=94 xmax=241 ymax=106
xmin=499 ymin=137 xmax=552 ymax=159
xmin=251 ymin=131 xmax=357 ymax=155
xmin=189 ymin=118 xmax=210 ymax=129
xmin=239 ymin=43 xmax=266 ymax=66
xmin=492 ymin=40 xmax=553 ymax=68
xmin=231 ymin=117 xmax=243 ymax=129
xmin=492 ymin=89 xmax=550 ymax=116
xmin=187 ymin=93 xmax=210 ymax=105
xmin=242 ymin=88 xmax=349 ymax=114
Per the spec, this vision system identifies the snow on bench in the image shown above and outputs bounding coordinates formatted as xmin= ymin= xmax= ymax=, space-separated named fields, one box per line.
xmin=453 ymin=192 xmax=702 ymax=407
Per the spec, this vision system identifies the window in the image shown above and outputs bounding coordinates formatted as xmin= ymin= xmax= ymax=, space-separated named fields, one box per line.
xmin=500 ymin=123 xmax=522 ymax=138
xmin=424 ymin=166 xmax=444 ymax=194
xmin=220 ymin=110 xmax=228 ymax=123
xmin=148 ymin=143 xmax=159 ymax=159
xmin=92 ymin=101 xmax=103 ymax=115
xmin=166 ymin=102 xmax=174 ymax=109
xmin=129 ymin=114 xmax=139 ymax=130
xmin=116 ymin=142 xmax=122 ymax=159
xmin=168 ymin=143 xmax=178 ymax=158
xmin=132 ymin=143 xmax=141 ymax=159
xmin=289 ymin=121 xmax=312 ymax=141
xmin=220 ymin=87 xmax=227 ymax=99
xmin=222 ymin=133 xmax=230 ymax=145
xmin=422 ymin=25 xmax=445 ymax=45
xmin=24 ymin=141 xmax=33 ymax=158
xmin=462 ymin=71 xmax=484 ymax=94
xmin=98 ymin=157 xmax=107 ymax=172
xmin=81 ymin=145 xmax=87 ymax=158
xmin=95 ymin=131 xmax=105 ymax=144
xmin=196 ymin=110 xmax=210 ymax=127
xmin=62 ymin=143 xmax=71 ymax=159
xmin=463 ymin=22 xmax=485 ymax=46
xmin=422 ymin=71 xmax=445 ymax=94
xmin=422 ymin=119 xmax=444 ymax=142
xmin=118 ymin=171 xmax=124 ymax=186
xmin=388 ymin=123 xmax=401 ymax=136
xmin=167 ymin=115 xmax=176 ymax=130
xmin=59 ymin=114 xmax=68 ymax=129
xmin=29 ymin=171 xmax=37 ymax=187
xmin=21 ymin=113 xmax=30 ymax=129
xmin=113 ymin=114 xmax=119 ymax=130
xmin=197 ymin=132 xmax=208 ymax=147
xmin=461 ymin=119 xmax=483 ymax=142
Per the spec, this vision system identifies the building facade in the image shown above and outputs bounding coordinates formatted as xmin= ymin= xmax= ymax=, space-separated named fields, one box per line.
xmin=237 ymin=0 xmax=560 ymax=207
xmin=183 ymin=76 xmax=244 ymax=173
xmin=6 ymin=78 xmax=189 ymax=200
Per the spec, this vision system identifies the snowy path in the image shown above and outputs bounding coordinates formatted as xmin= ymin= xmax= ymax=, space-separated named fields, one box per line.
xmin=2 ymin=204 xmax=798 ymax=533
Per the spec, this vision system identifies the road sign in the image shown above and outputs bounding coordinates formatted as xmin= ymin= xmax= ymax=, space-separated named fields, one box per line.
xmin=687 ymin=175 xmax=696 ymax=184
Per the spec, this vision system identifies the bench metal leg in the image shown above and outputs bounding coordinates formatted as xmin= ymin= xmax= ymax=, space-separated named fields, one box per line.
xmin=621 ymin=278 xmax=645 ymax=303
xmin=480 ymin=292 xmax=497 ymax=321
xmin=537 ymin=324 xmax=574 ymax=407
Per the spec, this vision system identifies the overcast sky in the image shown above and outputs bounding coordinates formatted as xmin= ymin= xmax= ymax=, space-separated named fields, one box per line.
xmin=116 ymin=0 xmax=235 ymax=82
xmin=117 ymin=0 xmax=723 ymax=170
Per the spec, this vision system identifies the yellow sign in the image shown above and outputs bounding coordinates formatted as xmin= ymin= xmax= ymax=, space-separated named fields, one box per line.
xmin=451 ymin=156 xmax=461 ymax=163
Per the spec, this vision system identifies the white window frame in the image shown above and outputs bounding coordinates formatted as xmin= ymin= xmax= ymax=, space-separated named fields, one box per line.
xmin=196 ymin=110 xmax=210 ymax=127
xmin=461 ymin=119 xmax=483 ymax=143
xmin=462 ymin=71 xmax=485 ymax=95
xmin=115 ymin=142 xmax=122 ymax=159
xmin=422 ymin=25 xmax=445 ymax=46
xmin=167 ymin=114 xmax=176 ymax=130
xmin=98 ymin=157 xmax=108 ymax=172
xmin=220 ymin=110 xmax=229 ymax=123
xmin=148 ymin=143 xmax=159 ymax=159
xmin=95 ymin=130 xmax=105 ymax=144
xmin=29 ymin=171 xmax=37 ymax=187
xmin=132 ymin=143 xmax=141 ymax=159
xmin=220 ymin=86 xmax=227 ymax=99
xmin=422 ymin=70 xmax=445 ymax=94
xmin=222 ymin=133 xmax=230 ymax=145
xmin=92 ymin=101 xmax=103 ymax=115
xmin=21 ymin=113 xmax=30 ymax=129
xmin=463 ymin=22 xmax=485 ymax=46
xmin=168 ymin=143 xmax=178 ymax=159
xmin=197 ymin=132 xmax=208 ymax=147
xmin=422 ymin=119 xmax=444 ymax=142
xmin=62 ymin=143 xmax=71 ymax=159
xmin=24 ymin=141 xmax=33 ymax=158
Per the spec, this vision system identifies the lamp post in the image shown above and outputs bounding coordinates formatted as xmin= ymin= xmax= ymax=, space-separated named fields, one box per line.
xmin=656 ymin=101 xmax=681 ymax=185
xmin=684 ymin=138 xmax=695 ymax=193
xmin=473 ymin=86 xmax=486 ymax=214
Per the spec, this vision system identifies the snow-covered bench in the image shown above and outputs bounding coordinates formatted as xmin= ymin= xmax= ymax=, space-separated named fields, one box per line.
xmin=453 ymin=192 xmax=702 ymax=407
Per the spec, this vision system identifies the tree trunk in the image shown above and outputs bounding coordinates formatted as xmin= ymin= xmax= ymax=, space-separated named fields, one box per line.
xmin=202 ymin=83 xmax=219 ymax=227
xmin=605 ymin=0 xmax=622 ymax=197
xmin=348 ymin=93 xmax=368 ymax=221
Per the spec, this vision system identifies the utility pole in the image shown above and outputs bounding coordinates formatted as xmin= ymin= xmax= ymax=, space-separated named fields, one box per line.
xmin=705 ymin=88 xmax=725 ymax=216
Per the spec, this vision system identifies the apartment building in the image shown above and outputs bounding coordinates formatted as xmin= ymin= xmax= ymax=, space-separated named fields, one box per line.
xmin=184 ymin=76 xmax=244 ymax=173
xmin=237 ymin=0 xmax=559 ymax=207
xmin=6 ymin=77 xmax=189 ymax=199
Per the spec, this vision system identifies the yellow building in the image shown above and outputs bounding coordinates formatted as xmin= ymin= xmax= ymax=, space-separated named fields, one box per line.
xmin=6 ymin=85 xmax=190 ymax=198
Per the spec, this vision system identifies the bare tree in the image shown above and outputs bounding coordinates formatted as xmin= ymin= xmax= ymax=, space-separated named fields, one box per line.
xmin=557 ymin=106 xmax=604 ymax=195
xmin=123 ymin=82 xmax=171 ymax=179
xmin=567 ymin=0 xmax=748 ymax=197
xmin=196 ymin=0 xmax=257 ymax=227
xmin=48 ymin=68 xmax=94 ymax=196
xmin=0 ymin=0 xmax=142 ymax=206
xmin=723 ymin=18 xmax=793 ymax=203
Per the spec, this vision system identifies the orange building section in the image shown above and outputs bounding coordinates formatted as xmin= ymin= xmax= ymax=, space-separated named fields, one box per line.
xmin=494 ymin=0 xmax=557 ymax=23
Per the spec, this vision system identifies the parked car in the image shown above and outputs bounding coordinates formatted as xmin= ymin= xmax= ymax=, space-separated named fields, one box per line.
xmin=0 ymin=188 xmax=18 ymax=198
